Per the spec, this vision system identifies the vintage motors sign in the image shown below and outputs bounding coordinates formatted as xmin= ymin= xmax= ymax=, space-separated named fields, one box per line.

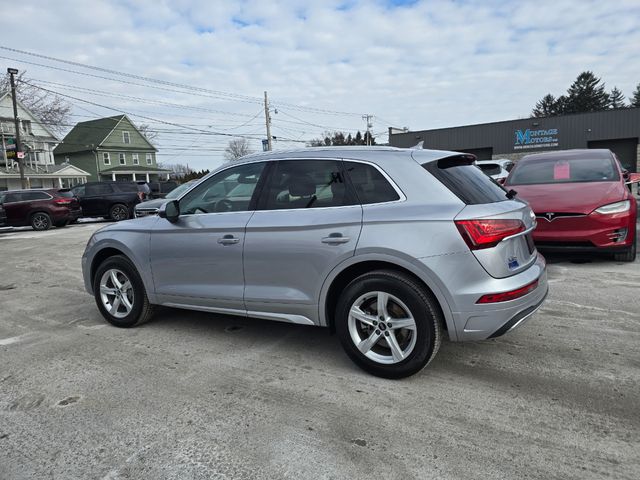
xmin=514 ymin=128 xmax=559 ymax=150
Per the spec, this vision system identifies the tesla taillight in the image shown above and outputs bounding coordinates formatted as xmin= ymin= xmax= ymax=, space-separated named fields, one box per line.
xmin=455 ymin=218 xmax=525 ymax=250
xmin=477 ymin=280 xmax=539 ymax=303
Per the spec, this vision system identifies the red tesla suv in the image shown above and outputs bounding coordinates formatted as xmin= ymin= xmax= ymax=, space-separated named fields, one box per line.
xmin=504 ymin=149 xmax=637 ymax=262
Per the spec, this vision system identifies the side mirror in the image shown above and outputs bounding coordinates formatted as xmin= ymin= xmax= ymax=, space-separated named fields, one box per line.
xmin=158 ymin=200 xmax=180 ymax=223
xmin=625 ymin=172 xmax=640 ymax=185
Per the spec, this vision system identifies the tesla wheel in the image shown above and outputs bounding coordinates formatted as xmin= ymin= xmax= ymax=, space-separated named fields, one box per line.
xmin=31 ymin=212 xmax=52 ymax=231
xmin=109 ymin=204 xmax=129 ymax=221
xmin=613 ymin=236 xmax=636 ymax=262
xmin=335 ymin=270 xmax=443 ymax=379
xmin=93 ymin=255 xmax=154 ymax=328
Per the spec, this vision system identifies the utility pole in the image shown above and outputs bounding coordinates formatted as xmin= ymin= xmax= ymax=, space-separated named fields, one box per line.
xmin=7 ymin=68 xmax=26 ymax=189
xmin=362 ymin=114 xmax=373 ymax=146
xmin=264 ymin=91 xmax=272 ymax=151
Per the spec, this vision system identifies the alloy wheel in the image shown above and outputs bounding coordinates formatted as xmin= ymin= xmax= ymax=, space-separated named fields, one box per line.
xmin=111 ymin=206 xmax=128 ymax=221
xmin=32 ymin=213 xmax=50 ymax=230
xmin=99 ymin=268 xmax=134 ymax=318
xmin=347 ymin=291 xmax=417 ymax=364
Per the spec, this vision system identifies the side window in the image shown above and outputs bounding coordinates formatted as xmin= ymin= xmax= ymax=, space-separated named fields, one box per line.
xmin=3 ymin=193 xmax=20 ymax=203
xmin=86 ymin=184 xmax=114 ymax=196
xmin=180 ymin=162 xmax=265 ymax=214
xmin=21 ymin=192 xmax=50 ymax=201
xmin=261 ymin=160 xmax=355 ymax=210
xmin=343 ymin=161 xmax=400 ymax=204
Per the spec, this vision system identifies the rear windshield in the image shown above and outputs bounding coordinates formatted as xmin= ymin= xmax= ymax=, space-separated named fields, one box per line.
xmin=477 ymin=164 xmax=502 ymax=176
xmin=508 ymin=156 xmax=619 ymax=185
xmin=423 ymin=157 xmax=507 ymax=205
xmin=57 ymin=189 xmax=74 ymax=198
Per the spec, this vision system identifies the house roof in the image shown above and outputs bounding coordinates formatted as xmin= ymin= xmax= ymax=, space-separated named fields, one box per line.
xmin=53 ymin=114 xmax=157 ymax=155
xmin=0 ymin=163 xmax=90 ymax=177
xmin=0 ymin=91 xmax=59 ymax=142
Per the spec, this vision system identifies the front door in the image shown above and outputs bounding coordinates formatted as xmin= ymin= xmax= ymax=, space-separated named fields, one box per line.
xmin=243 ymin=159 xmax=362 ymax=324
xmin=149 ymin=162 xmax=266 ymax=313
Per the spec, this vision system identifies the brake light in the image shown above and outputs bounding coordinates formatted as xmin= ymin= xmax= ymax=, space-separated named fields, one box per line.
xmin=455 ymin=219 xmax=525 ymax=250
xmin=137 ymin=192 xmax=145 ymax=201
xmin=54 ymin=198 xmax=72 ymax=205
xmin=477 ymin=279 xmax=539 ymax=303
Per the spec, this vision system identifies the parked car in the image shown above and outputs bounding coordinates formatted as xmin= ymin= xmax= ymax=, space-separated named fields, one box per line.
xmin=504 ymin=149 xmax=639 ymax=261
xmin=0 ymin=202 xmax=7 ymax=227
xmin=135 ymin=180 xmax=197 ymax=217
xmin=475 ymin=159 xmax=514 ymax=182
xmin=82 ymin=147 xmax=548 ymax=378
xmin=71 ymin=181 xmax=142 ymax=221
xmin=148 ymin=181 xmax=178 ymax=199
xmin=0 ymin=188 xmax=81 ymax=230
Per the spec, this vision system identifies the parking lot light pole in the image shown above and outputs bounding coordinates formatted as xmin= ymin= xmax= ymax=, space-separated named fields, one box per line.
xmin=7 ymin=67 xmax=27 ymax=189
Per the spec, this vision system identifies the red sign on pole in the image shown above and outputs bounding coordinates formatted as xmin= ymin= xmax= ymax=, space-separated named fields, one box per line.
xmin=16 ymin=151 xmax=24 ymax=159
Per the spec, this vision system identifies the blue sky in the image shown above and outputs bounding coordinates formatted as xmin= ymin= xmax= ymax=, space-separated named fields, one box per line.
xmin=2 ymin=0 xmax=639 ymax=169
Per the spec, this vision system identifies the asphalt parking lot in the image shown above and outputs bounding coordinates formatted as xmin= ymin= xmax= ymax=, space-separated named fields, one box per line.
xmin=0 ymin=222 xmax=639 ymax=480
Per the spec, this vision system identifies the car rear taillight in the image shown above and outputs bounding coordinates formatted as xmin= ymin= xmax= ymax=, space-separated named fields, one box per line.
xmin=138 ymin=192 xmax=145 ymax=201
xmin=476 ymin=279 xmax=539 ymax=303
xmin=455 ymin=219 xmax=525 ymax=250
xmin=54 ymin=198 xmax=72 ymax=205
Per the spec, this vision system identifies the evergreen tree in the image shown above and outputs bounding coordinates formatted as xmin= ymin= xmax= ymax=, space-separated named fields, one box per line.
xmin=609 ymin=87 xmax=625 ymax=109
xmin=631 ymin=83 xmax=640 ymax=107
xmin=308 ymin=130 xmax=374 ymax=147
xmin=531 ymin=94 xmax=559 ymax=117
xmin=564 ymin=71 xmax=609 ymax=113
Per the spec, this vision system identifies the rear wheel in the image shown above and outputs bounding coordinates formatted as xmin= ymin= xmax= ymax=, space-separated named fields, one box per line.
xmin=109 ymin=204 xmax=129 ymax=221
xmin=93 ymin=255 xmax=154 ymax=328
xmin=335 ymin=270 xmax=443 ymax=379
xmin=31 ymin=212 xmax=51 ymax=231
xmin=613 ymin=235 xmax=636 ymax=262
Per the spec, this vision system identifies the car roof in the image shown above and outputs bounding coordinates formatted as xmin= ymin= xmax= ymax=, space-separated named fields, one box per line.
xmin=1 ymin=188 xmax=61 ymax=193
xmin=521 ymin=149 xmax=613 ymax=162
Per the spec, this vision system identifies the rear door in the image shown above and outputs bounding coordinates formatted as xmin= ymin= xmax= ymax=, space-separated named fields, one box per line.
xmin=422 ymin=155 xmax=537 ymax=278
xmin=79 ymin=183 xmax=115 ymax=216
xmin=243 ymin=159 xmax=362 ymax=323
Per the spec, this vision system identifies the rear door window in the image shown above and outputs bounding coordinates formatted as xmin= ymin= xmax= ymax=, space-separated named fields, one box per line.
xmin=343 ymin=161 xmax=400 ymax=204
xmin=423 ymin=156 xmax=507 ymax=205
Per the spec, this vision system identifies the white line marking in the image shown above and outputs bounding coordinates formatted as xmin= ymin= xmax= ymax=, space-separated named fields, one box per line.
xmin=0 ymin=334 xmax=32 ymax=346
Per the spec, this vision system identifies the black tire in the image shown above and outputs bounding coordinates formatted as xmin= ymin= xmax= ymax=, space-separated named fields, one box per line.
xmin=335 ymin=270 xmax=443 ymax=379
xmin=31 ymin=212 xmax=52 ymax=231
xmin=54 ymin=220 xmax=69 ymax=228
xmin=109 ymin=204 xmax=130 ymax=221
xmin=613 ymin=235 xmax=636 ymax=262
xmin=93 ymin=254 xmax=154 ymax=328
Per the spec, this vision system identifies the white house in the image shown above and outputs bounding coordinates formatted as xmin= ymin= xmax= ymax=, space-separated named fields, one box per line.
xmin=0 ymin=92 xmax=89 ymax=190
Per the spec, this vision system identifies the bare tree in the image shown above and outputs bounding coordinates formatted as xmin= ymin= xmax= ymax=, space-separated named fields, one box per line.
xmin=0 ymin=71 xmax=72 ymax=136
xmin=156 ymin=162 xmax=192 ymax=178
xmin=224 ymin=138 xmax=253 ymax=161
xmin=138 ymin=123 xmax=159 ymax=142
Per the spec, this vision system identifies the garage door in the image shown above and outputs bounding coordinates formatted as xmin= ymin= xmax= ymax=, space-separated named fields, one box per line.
xmin=588 ymin=138 xmax=638 ymax=173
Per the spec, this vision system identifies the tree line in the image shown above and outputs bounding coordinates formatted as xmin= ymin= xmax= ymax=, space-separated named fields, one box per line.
xmin=531 ymin=71 xmax=640 ymax=117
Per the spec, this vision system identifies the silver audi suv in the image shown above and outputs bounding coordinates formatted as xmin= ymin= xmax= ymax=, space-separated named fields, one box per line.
xmin=82 ymin=147 xmax=548 ymax=378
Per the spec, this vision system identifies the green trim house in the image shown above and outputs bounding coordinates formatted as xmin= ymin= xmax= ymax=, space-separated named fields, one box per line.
xmin=53 ymin=115 xmax=170 ymax=182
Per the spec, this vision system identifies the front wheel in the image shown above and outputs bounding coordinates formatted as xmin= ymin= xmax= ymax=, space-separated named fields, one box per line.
xmin=613 ymin=235 xmax=636 ymax=262
xmin=93 ymin=255 xmax=154 ymax=328
xmin=335 ymin=270 xmax=443 ymax=379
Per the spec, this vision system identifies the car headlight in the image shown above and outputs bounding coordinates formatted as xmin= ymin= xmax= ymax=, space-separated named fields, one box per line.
xmin=593 ymin=200 xmax=630 ymax=215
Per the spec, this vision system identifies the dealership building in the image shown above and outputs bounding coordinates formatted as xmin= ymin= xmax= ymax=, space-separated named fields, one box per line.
xmin=388 ymin=108 xmax=640 ymax=173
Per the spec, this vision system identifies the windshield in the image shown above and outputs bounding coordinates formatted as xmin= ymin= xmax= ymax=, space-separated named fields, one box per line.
xmin=508 ymin=156 xmax=619 ymax=185
xmin=165 ymin=182 xmax=194 ymax=199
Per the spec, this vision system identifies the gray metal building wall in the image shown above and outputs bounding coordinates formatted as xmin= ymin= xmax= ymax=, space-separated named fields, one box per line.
xmin=389 ymin=108 xmax=640 ymax=171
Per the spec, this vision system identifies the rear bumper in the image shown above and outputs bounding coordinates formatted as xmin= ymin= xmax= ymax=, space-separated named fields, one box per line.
xmin=487 ymin=288 xmax=548 ymax=338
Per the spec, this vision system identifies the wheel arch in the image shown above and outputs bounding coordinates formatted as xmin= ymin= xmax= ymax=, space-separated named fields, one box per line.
xmin=320 ymin=254 xmax=457 ymax=340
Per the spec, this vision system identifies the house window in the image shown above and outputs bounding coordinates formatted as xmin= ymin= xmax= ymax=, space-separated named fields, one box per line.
xmin=22 ymin=120 xmax=32 ymax=134
xmin=119 ymin=153 xmax=126 ymax=165
xmin=132 ymin=154 xmax=139 ymax=165
xmin=146 ymin=153 xmax=152 ymax=165
xmin=103 ymin=152 xmax=110 ymax=165
xmin=123 ymin=131 xmax=131 ymax=144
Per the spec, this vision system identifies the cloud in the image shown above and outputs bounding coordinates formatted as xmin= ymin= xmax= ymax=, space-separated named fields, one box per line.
xmin=3 ymin=0 xmax=639 ymax=169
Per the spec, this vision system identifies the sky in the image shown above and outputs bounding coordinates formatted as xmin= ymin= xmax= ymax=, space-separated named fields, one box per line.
xmin=1 ymin=0 xmax=639 ymax=170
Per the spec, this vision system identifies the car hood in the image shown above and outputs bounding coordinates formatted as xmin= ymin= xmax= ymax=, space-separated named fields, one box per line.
xmin=507 ymin=181 xmax=625 ymax=214
xmin=135 ymin=198 xmax=167 ymax=210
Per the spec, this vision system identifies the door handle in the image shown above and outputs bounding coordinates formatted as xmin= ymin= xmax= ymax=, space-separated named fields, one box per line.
xmin=321 ymin=233 xmax=350 ymax=244
xmin=217 ymin=234 xmax=240 ymax=245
